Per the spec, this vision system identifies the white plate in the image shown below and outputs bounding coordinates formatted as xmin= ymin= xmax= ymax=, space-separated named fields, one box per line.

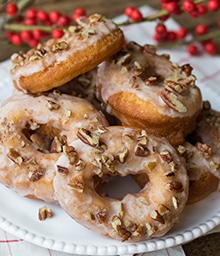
xmin=0 ymin=6 xmax=220 ymax=254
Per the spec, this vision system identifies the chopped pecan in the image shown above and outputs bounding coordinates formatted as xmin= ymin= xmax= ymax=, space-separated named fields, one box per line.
xmin=38 ymin=206 xmax=53 ymax=221
xmin=77 ymin=128 xmax=100 ymax=147
xmin=160 ymin=150 xmax=173 ymax=164
xmin=135 ymin=144 xmax=149 ymax=157
xmin=50 ymin=136 xmax=64 ymax=153
xmin=166 ymin=181 xmax=184 ymax=193
xmin=68 ymin=177 xmax=84 ymax=193
xmin=75 ymin=159 xmax=86 ymax=171
xmin=63 ymin=145 xmax=77 ymax=165
xmin=150 ymin=210 xmax=165 ymax=224
xmin=116 ymin=148 xmax=129 ymax=163
xmin=143 ymin=161 xmax=156 ymax=171
xmin=158 ymin=204 xmax=171 ymax=216
xmin=133 ymin=61 xmax=143 ymax=76
xmin=196 ymin=142 xmax=212 ymax=158
xmin=95 ymin=209 xmax=107 ymax=223
xmin=46 ymin=100 xmax=60 ymax=110
xmin=57 ymin=165 xmax=68 ymax=175
xmin=160 ymin=88 xmax=187 ymax=113
xmin=180 ymin=63 xmax=193 ymax=76
xmin=52 ymin=41 xmax=68 ymax=52
xmin=145 ymin=76 xmax=158 ymax=86
xmin=145 ymin=223 xmax=157 ymax=237
xmin=7 ymin=148 xmax=23 ymax=165
xmin=28 ymin=169 xmax=44 ymax=182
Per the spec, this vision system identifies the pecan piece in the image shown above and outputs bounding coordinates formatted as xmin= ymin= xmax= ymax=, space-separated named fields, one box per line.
xmin=135 ymin=144 xmax=149 ymax=157
xmin=166 ymin=181 xmax=184 ymax=193
xmin=28 ymin=169 xmax=44 ymax=182
xmin=38 ymin=206 xmax=53 ymax=221
xmin=7 ymin=148 xmax=23 ymax=165
xmin=160 ymin=88 xmax=187 ymax=113
xmin=77 ymin=128 xmax=100 ymax=147
xmin=46 ymin=100 xmax=60 ymax=110
xmin=160 ymin=150 xmax=173 ymax=163
xmin=150 ymin=210 xmax=165 ymax=224
xmin=57 ymin=165 xmax=69 ymax=175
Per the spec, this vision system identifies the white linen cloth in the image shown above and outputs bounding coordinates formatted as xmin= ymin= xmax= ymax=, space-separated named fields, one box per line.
xmin=0 ymin=5 xmax=220 ymax=256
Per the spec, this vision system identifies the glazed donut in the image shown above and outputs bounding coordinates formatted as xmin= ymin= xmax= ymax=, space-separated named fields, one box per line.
xmin=96 ymin=41 xmax=202 ymax=145
xmin=177 ymin=142 xmax=219 ymax=204
xmin=10 ymin=13 xmax=124 ymax=93
xmin=0 ymin=91 xmax=108 ymax=203
xmin=180 ymin=101 xmax=220 ymax=204
xmin=54 ymin=126 xmax=188 ymax=242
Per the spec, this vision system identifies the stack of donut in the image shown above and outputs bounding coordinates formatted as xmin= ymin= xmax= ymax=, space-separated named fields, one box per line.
xmin=0 ymin=13 xmax=219 ymax=242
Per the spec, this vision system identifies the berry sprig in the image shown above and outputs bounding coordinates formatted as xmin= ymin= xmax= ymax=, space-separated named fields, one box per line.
xmin=1 ymin=0 xmax=220 ymax=55
xmin=122 ymin=0 xmax=220 ymax=55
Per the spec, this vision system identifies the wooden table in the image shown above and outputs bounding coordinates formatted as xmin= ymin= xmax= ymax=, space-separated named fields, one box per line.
xmin=0 ymin=1 xmax=220 ymax=255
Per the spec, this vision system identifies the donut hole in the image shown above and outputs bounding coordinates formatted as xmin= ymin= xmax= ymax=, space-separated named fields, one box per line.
xmin=22 ymin=123 xmax=62 ymax=153
xmin=94 ymin=173 xmax=149 ymax=199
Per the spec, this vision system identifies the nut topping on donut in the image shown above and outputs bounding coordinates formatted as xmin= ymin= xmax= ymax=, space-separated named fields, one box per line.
xmin=150 ymin=210 xmax=165 ymax=224
xmin=57 ymin=165 xmax=69 ymax=175
xmin=52 ymin=41 xmax=68 ymax=52
xmin=46 ymin=100 xmax=60 ymax=110
xmin=166 ymin=181 xmax=184 ymax=193
xmin=77 ymin=128 xmax=100 ymax=147
xmin=7 ymin=148 xmax=23 ymax=165
xmin=28 ymin=169 xmax=44 ymax=182
xmin=160 ymin=88 xmax=187 ymax=113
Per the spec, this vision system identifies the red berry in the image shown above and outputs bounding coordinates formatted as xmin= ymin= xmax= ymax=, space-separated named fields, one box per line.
xmin=124 ymin=6 xmax=135 ymax=17
xmin=6 ymin=3 xmax=18 ymax=16
xmin=24 ymin=18 xmax=36 ymax=25
xmin=176 ymin=27 xmax=188 ymax=39
xmin=72 ymin=8 xmax=86 ymax=23
xmin=57 ymin=15 xmax=71 ymax=26
xmin=182 ymin=0 xmax=196 ymax=13
xmin=163 ymin=2 xmax=180 ymax=14
xmin=167 ymin=31 xmax=177 ymax=41
xmin=195 ymin=24 xmax=208 ymax=35
xmin=203 ymin=41 xmax=218 ymax=55
xmin=207 ymin=0 xmax=220 ymax=11
xmin=28 ymin=39 xmax=39 ymax=48
xmin=32 ymin=29 xmax=44 ymax=40
xmin=5 ymin=31 xmax=15 ymax=40
xmin=37 ymin=10 xmax=49 ymax=22
xmin=52 ymin=28 xmax=64 ymax=39
xmin=49 ymin=10 xmax=61 ymax=23
xmin=187 ymin=44 xmax=199 ymax=55
xmin=74 ymin=8 xmax=86 ymax=16
xmin=197 ymin=4 xmax=207 ymax=15
xmin=155 ymin=23 xmax=167 ymax=35
xmin=20 ymin=30 xmax=33 ymax=42
xmin=130 ymin=8 xmax=143 ymax=22
xmin=26 ymin=8 xmax=37 ymax=19
xmin=10 ymin=34 xmax=23 ymax=46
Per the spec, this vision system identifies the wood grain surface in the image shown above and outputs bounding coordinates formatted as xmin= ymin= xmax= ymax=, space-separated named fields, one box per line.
xmin=0 ymin=1 xmax=220 ymax=255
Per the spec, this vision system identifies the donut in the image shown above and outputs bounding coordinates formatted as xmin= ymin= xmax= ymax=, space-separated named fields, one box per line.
xmin=96 ymin=41 xmax=202 ymax=145
xmin=179 ymin=101 xmax=220 ymax=204
xmin=177 ymin=142 xmax=219 ymax=204
xmin=10 ymin=13 xmax=124 ymax=93
xmin=0 ymin=91 xmax=108 ymax=203
xmin=54 ymin=126 xmax=188 ymax=241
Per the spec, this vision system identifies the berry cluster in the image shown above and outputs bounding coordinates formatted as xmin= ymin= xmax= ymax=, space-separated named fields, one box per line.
xmin=124 ymin=0 xmax=220 ymax=55
xmin=2 ymin=1 xmax=220 ymax=56
xmin=4 ymin=3 xmax=86 ymax=47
